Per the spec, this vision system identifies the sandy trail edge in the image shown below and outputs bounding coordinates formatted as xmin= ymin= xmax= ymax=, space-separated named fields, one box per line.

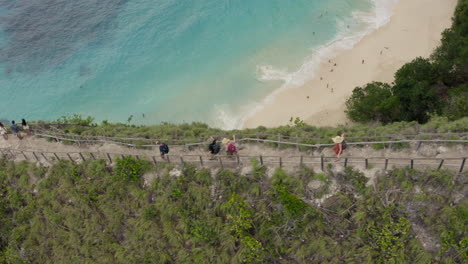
xmin=1 ymin=136 xmax=466 ymax=168
xmin=243 ymin=0 xmax=458 ymax=128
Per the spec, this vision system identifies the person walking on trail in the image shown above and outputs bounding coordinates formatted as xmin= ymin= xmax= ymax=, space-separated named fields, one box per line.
xmin=0 ymin=123 xmax=8 ymax=140
xmin=22 ymin=119 xmax=32 ymax=136
xmin=159 ymin=142 xmax=169 ymax=161
xmin=332 ymin=133 xmax=346 ymax=162
xmin=222 ymin=135 xmax=237 ymax=156
xmin=10 ymin=121 xmax=23 ymax=140
xmin=208 ymin=136 xmax=220 ymax=160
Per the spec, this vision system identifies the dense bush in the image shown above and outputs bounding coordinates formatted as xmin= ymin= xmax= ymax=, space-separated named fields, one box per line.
xmin=345 ymin=82 xmax=400 ymax=123
xmin=114 ymin=156 xmax=151 ymax=182
xmin=345 ymin=0 xmax=468 ymax=124
xmin=0 ymin=158 xmax=466 ymax=263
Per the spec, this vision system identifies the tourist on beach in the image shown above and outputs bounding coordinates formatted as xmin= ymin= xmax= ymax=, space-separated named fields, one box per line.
xmin=0 ymin=123 xmax=8 ymax=140
xmin=208 ymin=136 xmax=220 ymax=160
xmin=159 ymin=142 xmax=169 ymax=161
xmin=22 ymin=119 xmax=32 ymax=136
xmin=10 ymin=121 xmax=23 ymax=140
xmin=331 ymin=133 xmax=346 ymax=162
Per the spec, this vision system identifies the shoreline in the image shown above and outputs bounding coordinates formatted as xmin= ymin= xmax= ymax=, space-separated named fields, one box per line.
xmin=242 ymin=0 xmax=458 ymax=129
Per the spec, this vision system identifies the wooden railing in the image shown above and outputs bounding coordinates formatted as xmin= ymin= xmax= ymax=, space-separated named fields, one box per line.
xmin=1 ymin=148 xmax=466 ymax=173
xmin=32 ymin=131 xmax=468 ymax=149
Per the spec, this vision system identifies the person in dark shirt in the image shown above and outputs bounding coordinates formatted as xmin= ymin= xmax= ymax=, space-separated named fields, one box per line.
xmin=208 ymin=136 xmax=220 ymax=160
xmin=159 ymin=142 xmax=169 ymax=161
xmin=10 ymin=120 xmax=23 ymax=140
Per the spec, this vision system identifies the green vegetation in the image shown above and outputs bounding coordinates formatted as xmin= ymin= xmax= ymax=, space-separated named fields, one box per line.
xmin=0 ymin=157 xmax=466 ymax=263
xmin=38 ymin=115 xmax=468 ymax=149
xmin=346 ymin=0 xmax=468 ymax=124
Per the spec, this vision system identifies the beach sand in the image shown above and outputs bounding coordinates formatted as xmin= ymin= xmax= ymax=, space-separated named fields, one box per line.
xmin=243 ymin=0 xmax=458 ymax=128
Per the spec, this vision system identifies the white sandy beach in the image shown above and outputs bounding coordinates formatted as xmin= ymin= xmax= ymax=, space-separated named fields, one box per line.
xmin=243 ymin=0 xmax=458 ymax=128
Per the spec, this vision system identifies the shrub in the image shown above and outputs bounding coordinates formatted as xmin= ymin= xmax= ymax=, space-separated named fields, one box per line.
xmin=345 ymin=82 xmax=400 ymax=123
xmin=114 ymin=156 xmax=151 ymax=182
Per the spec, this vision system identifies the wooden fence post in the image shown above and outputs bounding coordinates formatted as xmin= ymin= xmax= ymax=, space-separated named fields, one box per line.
xmin=384 ymin=159 xmax=389 ymax=170
xmin=22 ymin=151 xmax=28 ymax=161
xmin=152 ymin=156 xmax=157 ymax=166
xmin=79 ymin=152 xmax=85 ymax=161
xmin=199 ymin=155 xmax=204 ymax=167
xmin=41 ymin=153 xmax=48 ymax=162
xmin=89 ymin=153 xmax=95 ymax=160
xmin=416 ymin=141 xmax=422 ymax=151
xmin=219 ymin=157 xmax=224 ymax=169
xmin=344 ymin=158 xmax=348 ymax=168
xmin=459 ymin=158 xmax=466 ymax=173
xmin=438 ymin=159 xmax=444 ymax=170
xmin=365 ymin=159 xmax=368 ymax=169
xmin=279 ymin=157 xmax=282 ymax=168
xmin=53 ymin=153 xmax=60 ymax=161
xmin=67 ymin=153 xmax=73 ymax=162
xmin=236 ymin=155 xmax=240 ymax=166
xmin=410 ymin=159 xmax=414 ymax=169
xmin=277 ymin=134 xmax=281 ymax=151
xmin=300 ymin=156 xmax=303 ymax=168
xmin=259 ymin=155 xmax=263 ymax=166
xmin=32 ymin=152 xmax=39 ymax=161
xmin=321 ymin=156 xmax=324 ymax=171
xmin=107 ymin=153 xmax=112 ymax=163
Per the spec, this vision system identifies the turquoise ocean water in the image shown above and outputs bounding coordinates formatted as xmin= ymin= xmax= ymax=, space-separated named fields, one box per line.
xmin=0 ymin=0 xmax=396 ymax=128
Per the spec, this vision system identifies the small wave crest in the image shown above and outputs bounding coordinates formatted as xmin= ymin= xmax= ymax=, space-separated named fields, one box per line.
xmin=256 ymin=65 xmax=290 ymax=82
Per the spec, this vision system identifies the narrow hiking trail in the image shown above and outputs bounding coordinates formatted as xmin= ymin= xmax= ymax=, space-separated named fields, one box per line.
xmin=1 ymin=135 xmax=467 ymax=173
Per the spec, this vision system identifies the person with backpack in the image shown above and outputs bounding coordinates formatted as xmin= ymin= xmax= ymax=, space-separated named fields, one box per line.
xmin=10 ymin=120 xmax=23 ymax=140
xmin=226 ymin=135 xmax=237 ymax=156
xmin=159 ymin=142 xmax=169 ymax=161
xmin=0 ymin=122 xmax=8 ymax=140
xmin=331 ymin=133 xmax=346 ymax=162
xmin=208 ymin=136 xmax=220 ymax=160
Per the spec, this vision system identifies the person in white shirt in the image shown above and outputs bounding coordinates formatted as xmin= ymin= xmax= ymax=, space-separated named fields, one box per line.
xmin=0 ymin=122 xmax=8 ymax=140
xmin=22 ymin=119 xmax=32 ymax=136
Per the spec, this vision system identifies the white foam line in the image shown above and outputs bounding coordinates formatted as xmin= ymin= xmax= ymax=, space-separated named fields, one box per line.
xmin=235 ymin=0 xmax=400 ymax=129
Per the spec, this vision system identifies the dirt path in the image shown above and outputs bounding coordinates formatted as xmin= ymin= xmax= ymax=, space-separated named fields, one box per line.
xmin=1 ymin=136 xmax=467 ymax=173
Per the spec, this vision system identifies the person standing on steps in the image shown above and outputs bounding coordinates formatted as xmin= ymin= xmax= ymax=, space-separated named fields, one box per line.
xmin=226 ymin=135 xmax=237 ymax=157
xmin=22 ymin=119 xmax=32 ymax=136
xmin=332 ymin=133 xmax=346 ymax=162
xmin=208 ymin=136 xmax=220 ymax=160
xmin=0 ymin=122 xmax=8 ymax=140
xmin=158 ymin=142 xmax=169 ymax=161
xmin=10 ymin=121 xmax=23 ymax=140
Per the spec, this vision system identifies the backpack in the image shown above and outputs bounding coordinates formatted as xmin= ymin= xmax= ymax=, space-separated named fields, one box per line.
xmin=161 ymin=144 xmax=169 ymax=154
xmin=341 ymin=141 xmax=347 ymax=150
xmin=212 ymin=143 xmax=220 ymax=154
xmin=227 ymin=143 xmax=236 ymax=154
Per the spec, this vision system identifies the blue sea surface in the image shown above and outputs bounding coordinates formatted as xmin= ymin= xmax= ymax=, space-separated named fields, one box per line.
xmin=0 ymin=0 xmax=378 ymax=128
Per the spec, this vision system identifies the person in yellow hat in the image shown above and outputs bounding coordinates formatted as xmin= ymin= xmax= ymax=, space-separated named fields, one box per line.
xmin=331 ymin=133 xmax=346 ymax=161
